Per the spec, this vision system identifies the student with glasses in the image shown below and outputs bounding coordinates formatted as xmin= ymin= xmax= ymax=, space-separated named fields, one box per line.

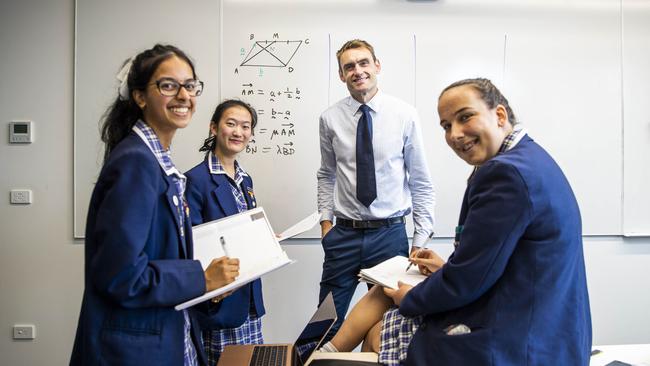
xmin=184 ymin=99 xmax=264 ymax=364
xmin=70 ymin=44 xmax=239 ymax=366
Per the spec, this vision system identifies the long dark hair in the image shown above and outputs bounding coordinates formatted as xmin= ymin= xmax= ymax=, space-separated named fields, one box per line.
xmin=100 ymin=44 xmax=197 ymax=162
xmin=440 ymin=78 xmax=517 ymax=125
xmin=199 ymin=99 xmax=258 ymax=156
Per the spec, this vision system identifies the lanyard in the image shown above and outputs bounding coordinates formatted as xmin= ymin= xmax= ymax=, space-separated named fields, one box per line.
xmin=453 ymin=225 xmax=464 ymax=249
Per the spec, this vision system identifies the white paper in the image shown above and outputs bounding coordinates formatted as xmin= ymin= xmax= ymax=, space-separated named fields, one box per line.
xmin=176 ymin=207 xmax=294 ymax=310
xmin=276 ymin=211 xmax=321 ymax=241
xmin=359 ymin=256 xmax=427 ymax=289
xmin=309 ymin=352 xmax=379 ymax=363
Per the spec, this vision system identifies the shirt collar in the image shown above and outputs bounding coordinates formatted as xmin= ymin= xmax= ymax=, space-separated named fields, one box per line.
xmin=132 ymin=120 xmax=186 ymax=181
xmin=498 ymin=124 xmax=526 ymax=153
xmin=468 ymin=124 xmax=527 ymax=182
xmin=347 ymin=89 xmax=382 ymax=116
xmin=207 ymin=151 xmax=248 ymax=185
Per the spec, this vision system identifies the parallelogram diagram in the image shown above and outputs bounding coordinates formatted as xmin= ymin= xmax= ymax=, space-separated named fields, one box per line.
xmin=240 ymin=40 xmax=303 ymax=68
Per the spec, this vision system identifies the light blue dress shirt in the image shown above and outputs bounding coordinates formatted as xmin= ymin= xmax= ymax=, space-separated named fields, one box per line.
xmin=317 ymin=90 xmax=436 ymax=246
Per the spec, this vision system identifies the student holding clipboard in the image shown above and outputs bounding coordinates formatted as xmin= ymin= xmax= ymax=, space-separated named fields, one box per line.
xmin=70 ymin=44 xmax=239 ymax=366
xmin=319 ymin=78 xmax=591 ymax=366
xmin=185 ymin=99 xmax=266 ymax=365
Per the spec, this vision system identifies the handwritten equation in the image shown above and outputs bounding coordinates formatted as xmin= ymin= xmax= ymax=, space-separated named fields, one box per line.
xmin=242 ymin=83 xmax=301 ymax=156
xmin=231 ymin=33 xmax=310 ymax=158
xmin=241 ymin=85 xmax=301 ymax=102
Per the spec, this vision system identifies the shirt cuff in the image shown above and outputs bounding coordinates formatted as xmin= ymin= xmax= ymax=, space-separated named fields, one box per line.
xmin=320 ymin=210 xmax=334 ymax=223
xmin=411 ymin=232 xmax=432 ymax=248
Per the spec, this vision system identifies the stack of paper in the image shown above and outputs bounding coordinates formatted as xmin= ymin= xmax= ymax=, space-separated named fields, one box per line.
xmin=309 ymin=352 xmax=379 ymax=365
xmin=176 ymin=207 xmax=293 ymax=310
xmin=359 ymin=255 xmax=427 ymax=290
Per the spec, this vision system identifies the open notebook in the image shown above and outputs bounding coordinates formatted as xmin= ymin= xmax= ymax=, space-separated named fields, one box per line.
xmin=175 ymin=207 xmax=293 ymax=310
xmin=359 ymin=255 xmax=427 ymax=289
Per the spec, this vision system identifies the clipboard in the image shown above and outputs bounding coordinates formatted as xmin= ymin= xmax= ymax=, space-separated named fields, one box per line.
xmin=175 ymin=207 xmax=293 ymax=310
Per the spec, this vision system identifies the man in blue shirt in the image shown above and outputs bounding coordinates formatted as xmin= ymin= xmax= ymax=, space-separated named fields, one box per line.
xmin=317 ymin=39 xmax=435 ymax=337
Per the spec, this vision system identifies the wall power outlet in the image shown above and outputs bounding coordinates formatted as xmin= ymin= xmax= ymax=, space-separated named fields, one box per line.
xmin=13 ymin=324 xmax=36 ymax=340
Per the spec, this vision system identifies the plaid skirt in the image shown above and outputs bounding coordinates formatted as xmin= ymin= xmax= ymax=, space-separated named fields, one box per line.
xmin=203 ymin=312 xmax=264 ymax=366
xmin=378 ymin=307 xmax=422 ymax=366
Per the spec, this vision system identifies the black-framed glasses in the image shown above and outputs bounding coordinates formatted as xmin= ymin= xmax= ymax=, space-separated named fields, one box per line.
xmin=151 ymin=78 xmax=204 ymax=97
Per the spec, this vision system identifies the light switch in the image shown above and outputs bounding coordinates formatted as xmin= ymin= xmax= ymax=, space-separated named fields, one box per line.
xmin=10 ymin=189 xmax=32 ymax=204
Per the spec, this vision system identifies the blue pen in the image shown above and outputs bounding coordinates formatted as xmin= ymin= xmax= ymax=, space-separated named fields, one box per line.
xmin=405 ymin=232 xmax=435 ymax=272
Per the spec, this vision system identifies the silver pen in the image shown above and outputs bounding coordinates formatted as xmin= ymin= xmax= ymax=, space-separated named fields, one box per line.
xmin=405 ymin=232 xmax=435 ymax=272
xmin=219 ymin=236 xmax=230 ymax=257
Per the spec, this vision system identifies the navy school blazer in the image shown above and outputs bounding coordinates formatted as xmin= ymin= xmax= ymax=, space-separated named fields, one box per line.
xmin=185 ymin=158 xmax=266 ymax=329
xmin=70 ymin=133 xmax=207 ymax=366
xmin=400 ymin=136 xmax=592 ymax=366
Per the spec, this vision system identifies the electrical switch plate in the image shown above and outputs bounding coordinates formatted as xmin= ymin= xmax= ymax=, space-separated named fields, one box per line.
xmin=10 ymin=189 xmax=32 ymax=204
xmin=13 ymin=325 xmax=36 ymax=340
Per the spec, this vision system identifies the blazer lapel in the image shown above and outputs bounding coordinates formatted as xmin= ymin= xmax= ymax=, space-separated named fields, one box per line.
xmin=241 ymin=178 xmax=257 ymax=209
xmin=211 ymin=174 xmax=240 ymax=216
xmin=184 ymin=211 xmax=194 ymax=259
xmin=164 ymin=175 xmax=188 ymax=258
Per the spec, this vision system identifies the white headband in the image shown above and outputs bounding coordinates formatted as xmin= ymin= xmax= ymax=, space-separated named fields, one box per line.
xmin=116 ymin=57 xmax=134 ymax=101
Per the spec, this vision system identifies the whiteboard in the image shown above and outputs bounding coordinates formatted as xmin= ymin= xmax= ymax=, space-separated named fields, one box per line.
xmin=502 ymin=4 xmax=622 ymax=235
xmin=220 ymin=1 xmax=418 ymax=236
xmin=75 ymin=0 xmax=629 ymax=238
xmin=622 ymin=1 xmax=650 ymax=236
xmin=219 ymin=5 xmax=328 ymax=237
xmin=74 ymin=0 xmax=221 ymax=237
xmin=218 ymin=0 xmax=623 ymax=237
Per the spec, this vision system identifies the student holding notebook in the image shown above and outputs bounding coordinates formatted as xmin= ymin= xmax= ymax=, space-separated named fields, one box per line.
xmin=185 ymin=99 xmax=265 ymax=364
xmin=70 ymin=44 xmax=239 ymax=366
xmin=320 ymin=78 xmax=592 ymax=366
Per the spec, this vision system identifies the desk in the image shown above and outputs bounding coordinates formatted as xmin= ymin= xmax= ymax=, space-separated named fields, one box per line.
xmin=591 ymin=344 xmax=650 ymax=366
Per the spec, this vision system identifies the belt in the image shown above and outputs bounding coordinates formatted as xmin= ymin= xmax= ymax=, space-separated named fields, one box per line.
xmin=336 ymin=216 xmax=405 ymax=229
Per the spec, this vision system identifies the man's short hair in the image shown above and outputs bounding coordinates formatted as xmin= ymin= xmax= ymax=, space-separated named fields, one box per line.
xmin=336 ymin=39 xmax=377 ymax=72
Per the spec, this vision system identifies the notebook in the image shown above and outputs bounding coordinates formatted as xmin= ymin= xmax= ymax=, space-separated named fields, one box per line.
xmin=358 ymin=255 xmax=427 ymax=289
xmin=217 ymin=292 xmax=337 ymax=366
xmin=176 ymin=207 xmax=293 ymax=310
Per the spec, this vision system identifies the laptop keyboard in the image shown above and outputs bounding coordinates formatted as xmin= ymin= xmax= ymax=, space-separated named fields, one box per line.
xmin=249 ymin=346 xmax=287 ymax=366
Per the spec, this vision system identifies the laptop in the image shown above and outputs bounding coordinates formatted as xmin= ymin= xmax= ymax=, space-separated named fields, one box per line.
xmin=217 ymin=292 xmax=337 ymax=366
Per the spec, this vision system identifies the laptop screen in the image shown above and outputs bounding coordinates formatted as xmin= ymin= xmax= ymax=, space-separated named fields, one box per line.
xmin=293 ymin=292 xmax=337 ymax=364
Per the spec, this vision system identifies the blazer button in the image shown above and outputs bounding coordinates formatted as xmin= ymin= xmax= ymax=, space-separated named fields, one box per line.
xmin=419 ymin=323 xmax=427 ymax=330
xmin=173 ymin=195 xmax=179 ymax=206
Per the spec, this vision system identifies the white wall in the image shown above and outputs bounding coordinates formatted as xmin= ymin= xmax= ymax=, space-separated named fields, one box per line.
xmin=1 ymin=0 xmax=649 ymax=365
xmin=0 ymin=0 xmax=83 ymax=365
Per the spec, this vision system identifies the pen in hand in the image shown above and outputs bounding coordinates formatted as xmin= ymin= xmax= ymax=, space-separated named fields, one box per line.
xmin=220 ymin=236 xmax=229 ymax=257
xmin=405 ymin=232 xmax=434 ymax=272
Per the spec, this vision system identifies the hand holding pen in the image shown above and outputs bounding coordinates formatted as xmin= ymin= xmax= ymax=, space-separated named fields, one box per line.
xmin=203 ymin=236 xmax=240 ymax=294
xmin=204 ymin=256 xmax=239 ymax=292
xmin=405 ymin=234 xmax=446 ymax=275
xmin=405 ymin=232 xmax=434 ymax=272
xmin=409 ymin=250 xmax=446 ymax=276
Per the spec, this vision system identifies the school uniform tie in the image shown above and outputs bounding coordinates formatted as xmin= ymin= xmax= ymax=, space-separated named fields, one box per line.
xmin=356 ymin=104 xmax=377 ymax=207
